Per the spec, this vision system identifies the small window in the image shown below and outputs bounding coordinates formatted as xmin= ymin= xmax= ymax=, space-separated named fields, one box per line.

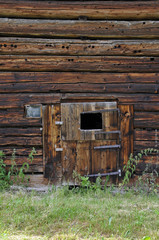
xmin=25 ymin=105 xmax=42 ymax=118
xmin=80 ymin=112 xmax=102 ymax=130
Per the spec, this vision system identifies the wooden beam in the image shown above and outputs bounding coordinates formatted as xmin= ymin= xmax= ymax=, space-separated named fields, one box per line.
xmin=0 ymin=82 xmax=158 ymax=94
xmin=119 ymin=105 xmax=134 ymax=166
xmin=1 ymin=38 xmax=159 ymax=56
xmin=1 ymin=56 xmax=159 ymax=72
xmin=0 ymin=1 xmax=159 ymax=20
xmin=0 ymin=19 xmax=159 ymax=39
xmin=134 ymin=112 xmax=159 ymax=129
xmin=0 ymin=72 xmax=158 ymax=84
xmin=135 ymin=129 xmax=159 ymax=141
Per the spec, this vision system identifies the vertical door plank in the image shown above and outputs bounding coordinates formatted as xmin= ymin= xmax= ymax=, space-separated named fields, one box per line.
xmin=62 ymin=141 xmax=77 ymax=184
xmin=43 ymin=104 xmax=62 ymax=184
xmin=119 ymin=105 xmax=134 ymax=166
xmin=76 ymin=141 xmax=90 ymax=176
xmin=91 ymin=140 xmax=118 ymax=174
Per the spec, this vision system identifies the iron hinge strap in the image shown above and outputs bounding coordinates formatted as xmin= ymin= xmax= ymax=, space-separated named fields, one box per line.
xmin=85 ymin=169 xmax=121 ymax=178
xmin=94 ymin=144 xmax=121 ymax=150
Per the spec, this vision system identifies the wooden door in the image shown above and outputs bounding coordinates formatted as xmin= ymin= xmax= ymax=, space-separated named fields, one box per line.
xmin=61 ymin=101 xmax=120 ymax=184
xmin=43 ymin=102 xmax=133 ymax=185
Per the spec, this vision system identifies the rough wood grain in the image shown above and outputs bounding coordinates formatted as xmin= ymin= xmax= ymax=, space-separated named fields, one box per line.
xmin=0 ymin=136 xmax=42 ymax=146
xmin=61 ymin=102 xmax=117 ymax=141
xmin=0 ymin=1 xmax=159 ymax=20
xmin=0 ymin=82 xmax=158 ymax=94
xmin=1 ymin=56 xmax=159 ymax=72
xmin=1 ymin=72 xmax=158 ymax=84
xmin=0 ymin=94 xmax=60 ymax=109
xmin=119 ymin=105 xmax=134 ymax=166
xmin=134 ymin=112 xmax=159 ymax=129
xmin=43 ymin=105 xmax=62 ymax=182
xmin=134 ymin=103 xmax=159 ymax=112
xmin=1 ymin=38 xmax=159 ymax=56
xmin=0 ymin=109 xmax=42 ymax=126
xmin=0 ymin=19 xmax=159 ymax=39
xmin=4 ymin=156 xmax=42 ymax=166
xmin=134 ymin=141 xmax=159 ymax=151
xmin=0 ymin=147 xmax=42 ymax=156
xmin=135 ymin=129 xmax=159 ymax=141
xmin=0 ymin=127 xmax=42 ymax=137
xmin=1 ymin=93 xmax=159 ymax=109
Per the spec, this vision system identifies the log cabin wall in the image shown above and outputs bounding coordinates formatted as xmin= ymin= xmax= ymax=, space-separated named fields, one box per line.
xmin=0 ymin=0 xmax=159 ymax=185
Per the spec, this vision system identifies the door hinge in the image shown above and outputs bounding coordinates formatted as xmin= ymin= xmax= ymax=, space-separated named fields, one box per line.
xmin=85 ymin=169 xmax=121 ymax=178
xmin=94 ymin=144 xmax=121 ymax=150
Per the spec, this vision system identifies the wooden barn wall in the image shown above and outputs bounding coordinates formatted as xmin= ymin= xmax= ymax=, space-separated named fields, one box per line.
xmin=0 ymin=0 xmax=159 ymax=178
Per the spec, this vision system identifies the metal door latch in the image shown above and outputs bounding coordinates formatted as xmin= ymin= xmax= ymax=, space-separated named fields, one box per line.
xmin=55 ymin=121 xmax=63 ymax=125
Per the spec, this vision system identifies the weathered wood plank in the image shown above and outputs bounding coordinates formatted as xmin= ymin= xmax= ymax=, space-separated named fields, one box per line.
xmin=92 ymin=140 xmax=119 ymax=174
xmin=0 ymin=94 xmax=60 ymax=109
xmin=1 ymin=56 xmax=159 ymax=72
xmin=61 ymin=102 xmax=117 ymax=141
xmin=0 ymin=136 xmax=42 ymax=146
xmin=134 ymin=103 xmax=159 ymax=112
xmin=0 ymin=127 xmax=42 ymax=137
xmin=0 ymin=19 xmax=159 ymax=39
xmin=134 ymin=112 xmax=159 ymax=129
xmin=62 ymin=93 xmax=159 ymax=104
xmin=119 ymin=105 xmax=134 ymax=166
xmin=4 ymin=156 xmax=43 ymax=166
xmin=0 ymin=109 xmax=42 ymax=126
xmin=0 ymin=1 xmax=159 ymax=20
xmin=135 ymin=129 xmax=159 ymax=141
xmin=0 ymin=93 xmax=158 ymax=109
xmin=0 ymin=82 xmax=158 ymax=94
xmin=6 ymin=164 xmax=43 ymax=173
xmin=43 ymin=105 xmax=62 ymax=182
xmin=1 ymin=72 xmax=158 ymax=84
xmin=1 ymin=38 xmax=159 ymax=56
xmin=134 ymin=141 xmax=159 ymax=150
xmin=0 ymin=147 xmax=42 ymax=156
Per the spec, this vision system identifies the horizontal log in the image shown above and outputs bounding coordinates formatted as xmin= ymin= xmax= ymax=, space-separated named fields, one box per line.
xmin=0 ymin=82 xmax=158 ymax=94
xmin=0 ymin=109 xmax=42 ymax=126
xmin=61 ymin=93 xmax=159 ymax=104
xmin=134 ymin=141 xmax=159 ymax=151
xmin=0 ymin=94 xmax=60 ymax=109
xmin=0 ymin=127 xmax=42 ymax=137
xmin=134 ymin=103 xmax=159 ymax=112
xmin=0 ymin=136 xmax=42 ymax=146
xmin=4 ymin=156 xmax=43 ymax=166
xmin=134 ymin=112 xmax=159 ymax=129
xmin=0 ymin=147 xmax=42 ymax=156
xmin=0 ymin=19 xmax=159 ymax=39
xmin=1 ymin=38 xmax=159 ymax=56
xmin=20 ymin=174 xmax=48 ymax=187
xmin=0 ymin=93 xmax=159 ymax=109
xmin=136 ymin=155 xmax=159 ymax=173
xmin=5 ymin=163 xmax=43 ymax=173
xmin=134 ymin=130 xmax=159 ymax=141
xmin=0 ymin=1 xmax=159 ymax=20
xmin=1 ymin=56 xmax=159 ymax=72
xmin=0 ymin=72 xmax=159 ymax=84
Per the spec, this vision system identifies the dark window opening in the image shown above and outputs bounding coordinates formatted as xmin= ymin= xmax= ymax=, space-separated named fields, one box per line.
xmin=80 ymin=112 xmax=102 ymax=130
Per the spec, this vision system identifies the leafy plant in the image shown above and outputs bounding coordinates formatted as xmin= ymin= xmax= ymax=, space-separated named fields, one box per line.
xmin=0 ymin=148 xmax=36 ymax=190
xmin=122 ymin=148 xmax=159 ymax=191
xmin=72 ymin=170 xmax=102 ymax=193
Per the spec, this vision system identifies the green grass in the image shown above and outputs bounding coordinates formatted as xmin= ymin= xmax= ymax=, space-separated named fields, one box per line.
xmin=0 ymin=188 xmax=158 ymax=240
